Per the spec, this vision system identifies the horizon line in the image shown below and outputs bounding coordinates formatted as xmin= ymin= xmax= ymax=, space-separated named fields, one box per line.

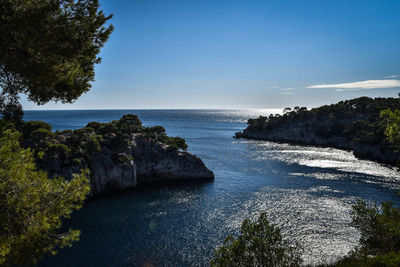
xmin=23 ymin=107 xmax=285 ymax=111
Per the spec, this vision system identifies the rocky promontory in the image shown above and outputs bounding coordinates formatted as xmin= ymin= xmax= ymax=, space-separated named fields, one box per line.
xmin=18 ymin=114 xmax=214 ymax=196
xmin=236 ymin=97 xmax=400 ymax=166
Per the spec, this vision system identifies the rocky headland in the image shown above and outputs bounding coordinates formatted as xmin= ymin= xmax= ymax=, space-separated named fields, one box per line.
xmin=236 ymin=97 xmax=400 ymax=166
xmin=18 ymin=114 xmax=214 ymax=196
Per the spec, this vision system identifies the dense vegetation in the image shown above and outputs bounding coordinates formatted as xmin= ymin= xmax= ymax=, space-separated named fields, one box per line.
xmin=245 ymin=96 xmax=400 ymax=147
xmin=0 ymin=130 xmax=90 ymax=266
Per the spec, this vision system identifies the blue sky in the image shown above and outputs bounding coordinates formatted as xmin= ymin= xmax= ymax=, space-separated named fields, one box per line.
xmin=22 ymin=0 xmax=400 ymax=110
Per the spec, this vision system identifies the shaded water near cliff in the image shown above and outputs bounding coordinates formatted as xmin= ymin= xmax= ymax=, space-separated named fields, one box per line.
xmin=25 ymin=109 xmax=400 ymax=267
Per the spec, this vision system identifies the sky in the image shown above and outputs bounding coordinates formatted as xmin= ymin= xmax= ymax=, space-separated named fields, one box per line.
xmin=22 ymin=0 xmax=400 ymax=110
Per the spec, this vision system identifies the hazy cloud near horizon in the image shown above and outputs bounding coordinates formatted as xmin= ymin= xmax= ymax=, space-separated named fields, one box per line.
xmin=308 ymin=79 xmax=400 ymax=90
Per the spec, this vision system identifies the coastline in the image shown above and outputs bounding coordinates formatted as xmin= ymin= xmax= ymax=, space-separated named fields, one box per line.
xmin=236 ymin=129 xmax=399 ymax=167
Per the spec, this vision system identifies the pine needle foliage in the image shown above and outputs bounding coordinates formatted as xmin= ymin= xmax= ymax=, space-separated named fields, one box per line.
xmin=0 ymin=130 xmax=90 ymax=266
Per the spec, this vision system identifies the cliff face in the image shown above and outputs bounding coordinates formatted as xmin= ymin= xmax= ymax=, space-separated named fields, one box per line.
xmin=61 ymin=135 xmax=214 ymax=196
xmin=131 ymin=135 xmax=214 ymax=183
xmin=90 ymin=147 xmax=137 ymax=195
xmin=236 ymin=97 xmax=400 ymax=166
xmin=20 ymin=114 xmax=214 ymax=196
xmin=238 ymin=125 xmax=398 ymax=165
xmin=45 ymin=134 xmax=214 ymax=196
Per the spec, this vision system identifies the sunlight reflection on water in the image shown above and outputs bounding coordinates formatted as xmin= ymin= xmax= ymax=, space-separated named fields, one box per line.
xmin=254 ymin=141 xmax=399 ymax=188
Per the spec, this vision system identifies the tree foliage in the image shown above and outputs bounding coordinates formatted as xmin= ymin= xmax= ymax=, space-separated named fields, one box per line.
xmin=0 ymin=130 xmax=90 ymax=266
xmin=328 ymin=199 xmax=400 ymax=267
xmin=352 ymin=199 xmax=400 ymax=255
xmin=381 ymin=109 xmax=400 ymax=152
xmin=0 ymin=0 xmax=113 ymax=119
xmin=211 ymin=213 xmax=302 ymax=267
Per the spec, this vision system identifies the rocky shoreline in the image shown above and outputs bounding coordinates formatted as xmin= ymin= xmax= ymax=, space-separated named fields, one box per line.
xmin=235 ymin=128 xmax=398 ymax=166
xmin=235 ymin=97 xmax=400 ymax=167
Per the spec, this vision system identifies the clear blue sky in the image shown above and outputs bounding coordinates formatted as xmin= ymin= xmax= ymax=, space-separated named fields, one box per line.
xmin=22 ymin=0 xmax=400 ymax=110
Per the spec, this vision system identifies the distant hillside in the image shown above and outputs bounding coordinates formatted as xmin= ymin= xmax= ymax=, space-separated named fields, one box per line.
xmin=236 ymin=96 xmax=400 ymax=166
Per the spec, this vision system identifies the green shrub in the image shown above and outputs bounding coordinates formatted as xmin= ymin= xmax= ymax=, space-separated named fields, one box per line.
xmin=352 ymin=199 xmax=400 ymax=255
xmin=45 ymin=143 xmax=71 ymax=160
xmin=86 ymin=121 xmax=102 ymax=131
xmin=330 ymin=251 xmax=400 ymax=267
xmin=111 ymin=153 xmax=134 ymax=164
xmin=211 ymin=213 xmax=302 ymax=267
xmin=327 ymin=199 xmax=400 ymax=267
xmin=0 ymin=130 xmax=90 ymax=266
xmin=163 ymin=136 xmax=188 ymax=151
xmin=0 ymin=119 xmax=16 ymax=135
xmin=22 ymin=120 xmax=52 ymax=133
xmin=72 ymin=158 xmax=82 ymax=165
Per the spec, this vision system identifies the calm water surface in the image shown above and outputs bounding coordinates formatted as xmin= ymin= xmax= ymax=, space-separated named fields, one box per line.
xmin=26 ymin=109 xmax=400 ymax=267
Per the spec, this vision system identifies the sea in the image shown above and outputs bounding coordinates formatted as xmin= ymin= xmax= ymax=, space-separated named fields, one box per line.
xmin=24 ymin=109 xmax=400 ymax=267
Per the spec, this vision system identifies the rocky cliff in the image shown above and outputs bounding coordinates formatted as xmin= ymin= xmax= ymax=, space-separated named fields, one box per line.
xmin=236 ymin=97 xmax=400 ymax=166
xmin=237 ymin=124 xmax=398 ymax=165
xmin=56 ymin=134 xmax=214 ymax=196
xmin=19 ymin=114 xmax=214 ymax=196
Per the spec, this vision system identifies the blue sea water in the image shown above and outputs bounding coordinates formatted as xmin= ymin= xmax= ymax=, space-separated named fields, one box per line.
xmin=25 ymin=109 xmax=400 ymax=267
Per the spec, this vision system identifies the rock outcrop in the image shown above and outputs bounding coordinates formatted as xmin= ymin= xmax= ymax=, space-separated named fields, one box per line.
xmin=20 ymin=114 xmax=214 ymax=196
xmin=131 ymin=135 xmax=214 ymax=184
xmin=59 ymin=135 xmax=213 ymax=196
xmin=78 ymin=135 xmax=214 ymax=196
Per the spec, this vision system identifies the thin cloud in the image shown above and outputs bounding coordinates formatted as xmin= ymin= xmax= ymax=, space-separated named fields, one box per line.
xmin=308 ymin=79 xmax=400 ymax=90
xmin=280 ymin=88 xmax=295 ymax=91
xmin=386 ymin=75 xmax=399 ymax=78
xmin=280 ymin=92 xmax=296 ymax=95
